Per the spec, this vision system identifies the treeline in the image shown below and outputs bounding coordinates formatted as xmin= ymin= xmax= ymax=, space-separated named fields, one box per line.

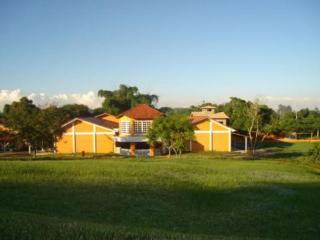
xmin=161 ymin=97 xmax=320 ymax=139
xmin=0 ymin=85 xmax=319 ymax=156
xmin=0 ymin=98 xmax=99 ymax=153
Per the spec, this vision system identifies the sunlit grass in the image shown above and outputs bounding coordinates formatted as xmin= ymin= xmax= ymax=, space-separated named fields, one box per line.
xmin=0 ymin=143 xmax=319 ymax=239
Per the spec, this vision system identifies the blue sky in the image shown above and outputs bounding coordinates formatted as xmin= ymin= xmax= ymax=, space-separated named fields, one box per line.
xmin=0 ymin=0 xmax=319 ymax=109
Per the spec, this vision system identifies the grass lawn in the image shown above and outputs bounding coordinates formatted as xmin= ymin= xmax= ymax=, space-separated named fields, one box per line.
xmin=0 ymin=143 xmax=319 ymax=239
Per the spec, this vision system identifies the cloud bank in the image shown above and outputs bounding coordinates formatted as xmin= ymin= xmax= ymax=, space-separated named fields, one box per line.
xmin=0 ymin=89 xmax=103 ymax=110
xmin=259 ymin=96 xmax=320 ymax=110
xmin=0 ymin=89 xmax=319 ymax=111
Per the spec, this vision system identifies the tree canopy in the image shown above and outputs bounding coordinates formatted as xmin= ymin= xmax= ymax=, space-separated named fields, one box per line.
xmin=98 ymin=84 xmax=158 ymax=115
xmin=147 ymin=114 xmax=193 ymax=158
xmin=2 ymin=98 xmax=83 ymax=156
xmin=3 ymin=97 xmax=46 ymax=157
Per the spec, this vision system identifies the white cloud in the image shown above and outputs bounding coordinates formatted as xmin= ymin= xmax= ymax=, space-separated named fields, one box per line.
xmin=0 ymin=89 xmax=103 ymax=111
xmin=70 ymin=91 xmax=102 ymax=109
xmin=0 ymin=89 xmax=319 ymax=111
xmin=0 ymin=89 xmax=22 ymax=110
xmin=258 ymin=96 xmax=320 ymax=110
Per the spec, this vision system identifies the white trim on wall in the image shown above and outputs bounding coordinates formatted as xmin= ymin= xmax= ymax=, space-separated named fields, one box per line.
xmin=62 ymin=118 xmax=114 ymax=131
xmin=93 ymin=125 xmax=96 ymax=153
xmin=229 ymin=130 xmax=231 ymax=152
xmin=64 ymin=132 xmax=114 ymax=136
xmin=194 ymin=130 xmax=230 ymax=134
xmin=72 ymin=123 xmax=75 ymax=153
xmin=209 ymin=120 xmax=213 ymax=151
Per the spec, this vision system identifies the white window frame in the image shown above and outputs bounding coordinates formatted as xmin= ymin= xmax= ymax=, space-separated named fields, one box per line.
xmin=120 ymin=121 xmax=130 ymax=134
xmin=134 ymin=120 xmax=152 ymax=135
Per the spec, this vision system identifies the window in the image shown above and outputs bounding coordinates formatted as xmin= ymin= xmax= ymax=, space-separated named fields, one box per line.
xmin=120 ymin=121 xmax=130 ymax=134
xmin=217 ymin=120 xmax=225 ymax=125
xmin=134 ymin=121 xmax=152 ymax=134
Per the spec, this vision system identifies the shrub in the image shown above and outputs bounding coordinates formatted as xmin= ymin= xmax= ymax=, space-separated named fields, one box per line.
xmin=308 ymin=143 xmax=320 ymax=163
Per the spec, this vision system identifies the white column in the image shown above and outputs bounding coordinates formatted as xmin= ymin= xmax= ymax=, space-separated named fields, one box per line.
xmin=245 ymin=136 xmax=248 ymax=153
xmin=229 ymin=130 xmax=232 ymax=152
xmin=72 ymin=123 xmax=76 ymax=153
xmin=209 ymin=120 xmax=213 ymax=151
xmin=53 ymin=136 xmax=56 ymax=153
xmin=93 ymin=125 xmax=96 ymax=153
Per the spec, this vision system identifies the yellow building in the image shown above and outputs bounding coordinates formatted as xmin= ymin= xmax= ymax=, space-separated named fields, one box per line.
xmin=113 ymin=104 xmax=162 ymax=156
xmin=56 ymin=104 xmax=245 ymax=155
xmin=56 ymin=104 xmax=162 ymax=156
xmin=56 ymin=117 xmax=118 ymax=154
xmin=189 ymin=105 xmax=235 ymax=152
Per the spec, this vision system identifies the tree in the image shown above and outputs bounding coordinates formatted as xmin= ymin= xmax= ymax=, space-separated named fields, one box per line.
xmin=246 ymin=100 xmax=278 ymax=158
xmin=277 ymin=104 xmax=293 ymax=117
xmin=147 ymin=114 xmax=194 ymax=158
xmin=98 ymin=84 xmax=158 ymax=115
xmin=159 ymin=107 xmax=192 ymax=116
xmin=3 ymin=97 xmax=49 ymax=158
xmin=60 ymin=104 xmax=90 ymax=121
xmin=40 ymin=106 xmax=67 ymax=150
xmin=297 ymin=109 xmax=320 ymax=139
xmin=219 ymin=97 xmax=249 ymax=131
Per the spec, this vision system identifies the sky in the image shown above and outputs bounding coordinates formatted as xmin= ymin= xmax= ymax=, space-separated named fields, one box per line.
xmin=0 ymin=0 xmax=319 ymax=110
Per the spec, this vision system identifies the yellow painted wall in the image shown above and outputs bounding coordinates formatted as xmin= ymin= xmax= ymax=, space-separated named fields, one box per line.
xmin=96 ymin=126 xmax=112 ymax=133
xmin=56 ymin=120 xmax=115 ymax=154
xmin=192 ymin=133 xmax=210 ymax=151
xmin=75 ymin=121 xmax=93 ymax=132
xmin=212 ymin=121 xmax=229 ymax=131
xmin=66 ymin=127 xmax=73 ymax=133
xmin=75 ymin=135 xmax=93 ymax=153
xmin=96 ymin=134 xmax=114 ymax=153
xmin=193 ymin=121 xmax=210 ymax=130
xmin=212 ymin=132 xmax=230 ymax=152
xmin=99 ymin=115 xmax=118 ymax=123
xmin=191 ymin=119 xmax=231 ymax=152
xmin=119 ymin=116 xmax=134 ymax=136
xmin=56 ymin=135 xmax=73 ymax=153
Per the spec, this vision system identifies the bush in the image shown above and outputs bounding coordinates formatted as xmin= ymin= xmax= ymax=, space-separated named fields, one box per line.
xmin=308 ymin=143 xmax=320 ymax=163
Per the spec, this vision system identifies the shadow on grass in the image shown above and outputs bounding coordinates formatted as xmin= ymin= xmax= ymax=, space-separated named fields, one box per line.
xmin=252 ymin=151 xmax=306 ymax=160
xmin=0 ymin=179 xmax=319 ymax=239
xmin=253 ymin=140 xmax=314 ymax=160
xmin=258 ymin=140 xmax=293 ymax=150
xmin=0 ymin=152 xmax=123 ymax=161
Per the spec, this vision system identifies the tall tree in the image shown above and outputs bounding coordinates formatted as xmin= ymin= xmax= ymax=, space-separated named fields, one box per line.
xmin=40 ymin=106 xmax=67 ymax=150
xmin=246 ymin=100 xmax=278 ymax=158
xmin=219 ymin=97 xmax=250 ymax=131
xmin=60 ymin=104 xmax=91 ymax=120
xmin=98 ymin=84 xmax=158 ymax=115
xmin=3 ymin=97 xmax=48 ymax=157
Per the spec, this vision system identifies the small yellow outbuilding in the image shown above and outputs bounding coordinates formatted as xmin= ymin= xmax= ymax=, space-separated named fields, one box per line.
xmin=189 ymin=116 xmax=235 ymax=152
xmin=56 ymin=117 xmax=118 ymax=154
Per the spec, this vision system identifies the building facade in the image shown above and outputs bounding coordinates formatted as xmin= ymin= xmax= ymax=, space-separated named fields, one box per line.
xmin=56 ymin=104 xmax=243 ymax=156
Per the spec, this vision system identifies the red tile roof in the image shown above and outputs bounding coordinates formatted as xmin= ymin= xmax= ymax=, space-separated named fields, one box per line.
xmin=118 ymin=104 xmax=162 ymax=120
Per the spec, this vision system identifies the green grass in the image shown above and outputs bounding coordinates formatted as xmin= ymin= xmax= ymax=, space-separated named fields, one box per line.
xmin=0 ymin=143 xmax=320 ymax=239
xmin=259 ymin=141 xmax=317 ymax=153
